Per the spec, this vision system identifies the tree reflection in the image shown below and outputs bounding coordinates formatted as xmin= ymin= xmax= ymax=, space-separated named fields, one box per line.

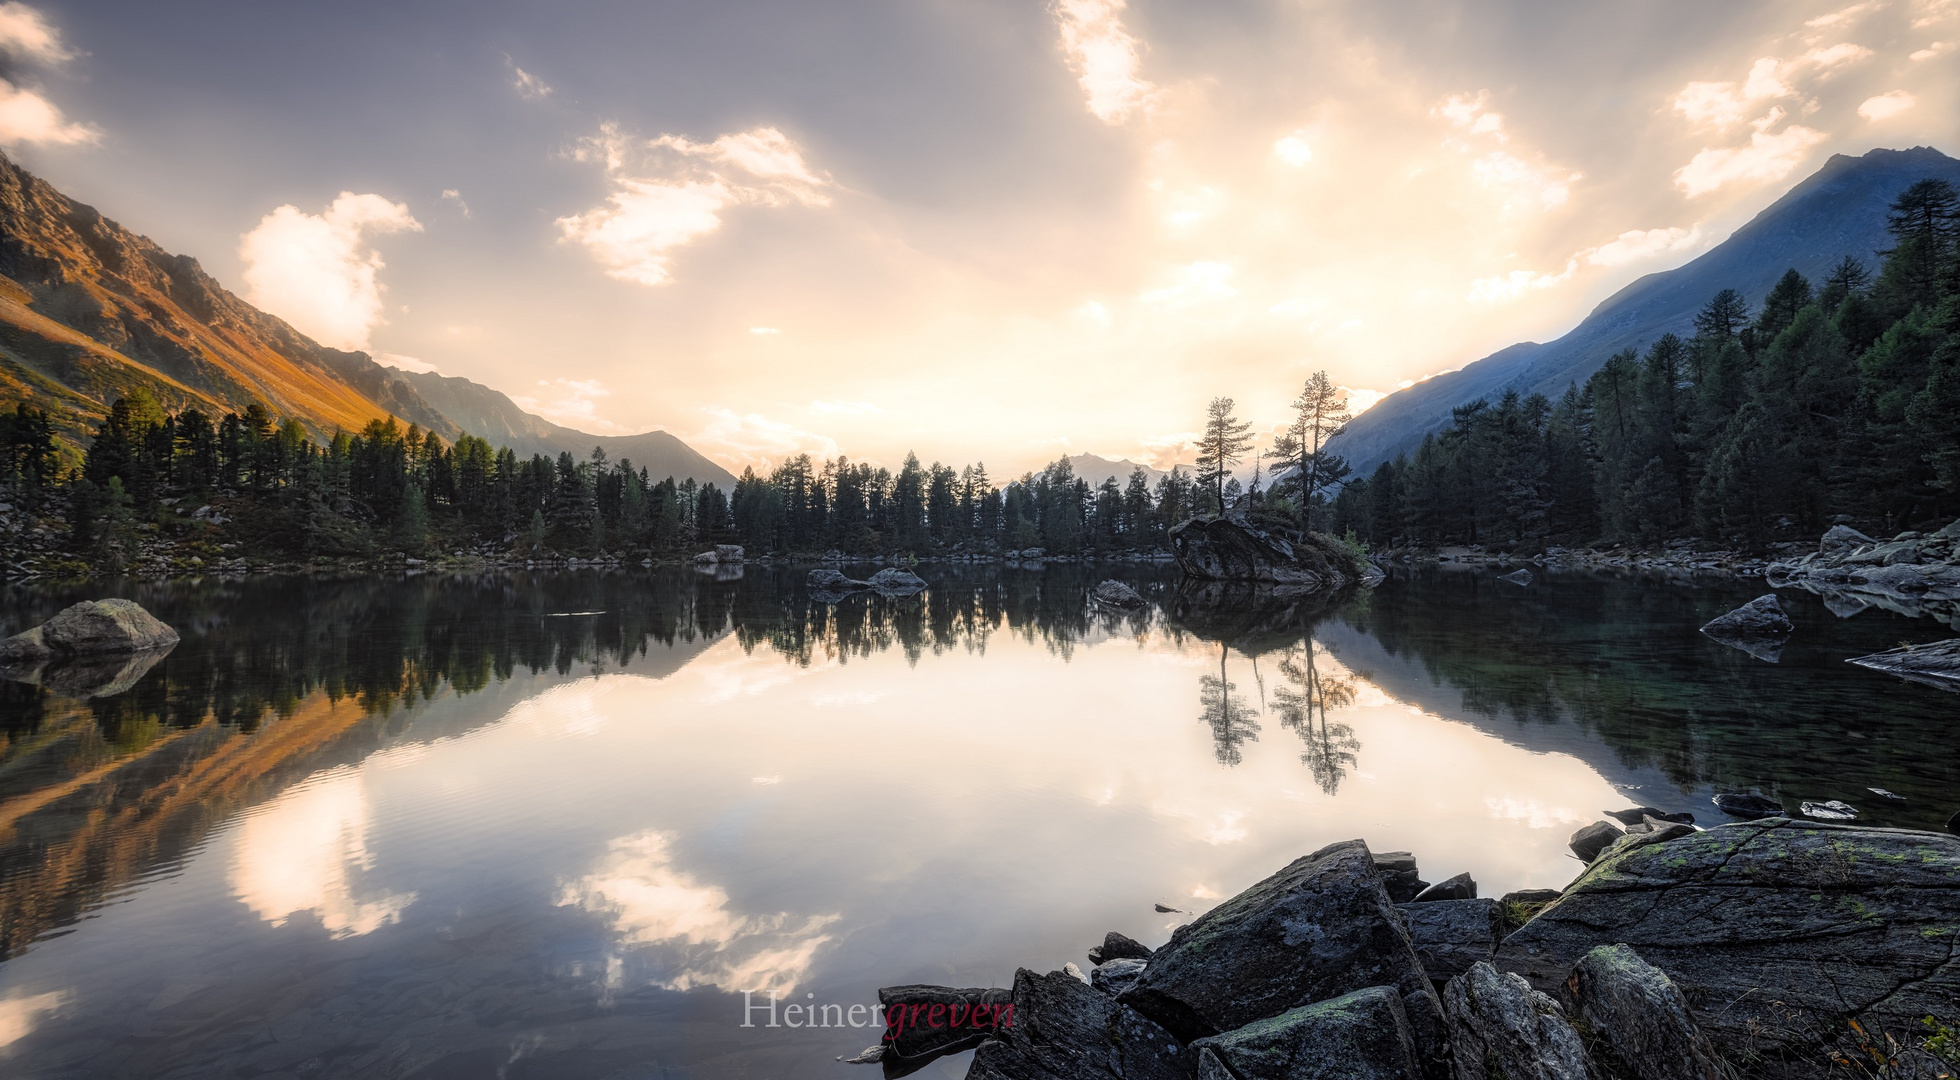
xmin=1272 ymin=643 xmax=1359 ymax=794
xmin=1198 ymin=642 xmax=1261 ymax=766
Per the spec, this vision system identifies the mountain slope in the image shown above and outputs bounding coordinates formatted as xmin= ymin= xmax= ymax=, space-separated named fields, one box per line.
xmin=1329 ymin=146 xmax=1960 ymax=475
xmin=390 ymin=369 xmax=736 ymax=487
xmin=1066 ymin=452 xmax=1171 ymax=489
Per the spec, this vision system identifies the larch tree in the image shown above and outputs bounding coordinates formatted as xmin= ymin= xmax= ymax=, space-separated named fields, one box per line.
xmin=1195 ymin=396 xmax=1255 ymax=513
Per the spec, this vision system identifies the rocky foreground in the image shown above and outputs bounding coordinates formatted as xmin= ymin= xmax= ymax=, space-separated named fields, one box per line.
xmin=1769 ymin=520 xmax=1960 ymax=630
xmin=859 ymin=820 xmax=1960 ymax=1079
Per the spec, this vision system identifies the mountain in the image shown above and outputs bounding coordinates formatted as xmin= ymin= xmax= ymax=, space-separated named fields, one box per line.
xmin=1066 ymin=453 xmax=1173 ymax=489
xmin=1329 ymin=146 xmax=1960 ymax=475
xmin=0 ymin=150 xmax=730 ymax=485
xmin=388 ymin=369 xmax=735 ymax=487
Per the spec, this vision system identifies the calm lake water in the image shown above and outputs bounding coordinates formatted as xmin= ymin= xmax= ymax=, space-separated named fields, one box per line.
xmin=0 ymin=565 xmax=1954 ymax=1078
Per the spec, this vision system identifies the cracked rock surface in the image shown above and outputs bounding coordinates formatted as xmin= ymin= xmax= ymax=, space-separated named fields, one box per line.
xmin=1495 ymin=819 xmax=1960 ymax=1071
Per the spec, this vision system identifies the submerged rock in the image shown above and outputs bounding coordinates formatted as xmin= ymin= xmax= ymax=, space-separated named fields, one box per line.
xmin=1398 ymin=898 xmax=1503 ymax=982
xmin=1410 ymin=872 xmax=1476 ymax=902
xmin=1711 ymin=792 xmax=1783 ymax=819
xmin=1441 ymin=961 xmax=1594 ymax=1080
xmin=1086 ymin=931 xmax=1153 ymax=966
xmin=1699 ymin=594 xmax=1793 ymax=639
xmin=1117 ymin=840 xmax=1437 ymax=1046
xmin=1495 ymin=819 xmax=1960 ymax=1067
xmin=1603 ymin=806 xmax=1695 ymax=826
xmin=0 ymin=599 xmax=180 ymax=662
xmin=808 ymin=568 xmax=872 ymax=593
xmin=1565 ymin=944 xmax=1724 ymax=1080
xmin=1847 ymin=638 xmax=1960 ymax=692
xmin=1168 ymin=516 xmax=1368 ymax=591
xmin=1090 ymin=580 xmax=1146 ymax=609
xmin=1568 ymin=820 xmax=1625 ymax=863
xmin=1190 ymin=985 xmax=1423 ymax=1080
xmin=967 ymin=967 xmax=1185 ymax=1080
xmin=867 ymin=567 xmax=928 ymax=594
xmin=1799 ymin=799 xmax=1858 ymax=821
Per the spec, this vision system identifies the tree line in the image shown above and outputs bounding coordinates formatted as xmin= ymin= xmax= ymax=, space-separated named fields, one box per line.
xmin=1331 ymin=178 xmax=1960 ymax=550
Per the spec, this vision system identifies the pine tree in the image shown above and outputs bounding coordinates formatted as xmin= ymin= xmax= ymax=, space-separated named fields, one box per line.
xmin=1195 ymin=396 xmax=1254 ymax=513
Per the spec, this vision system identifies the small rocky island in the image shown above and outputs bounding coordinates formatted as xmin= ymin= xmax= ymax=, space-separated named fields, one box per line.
xmin=857 ymin=818 xmax=1960 ymax=1079
xmin=1169 ymin=515 xmax=1381 ymax=592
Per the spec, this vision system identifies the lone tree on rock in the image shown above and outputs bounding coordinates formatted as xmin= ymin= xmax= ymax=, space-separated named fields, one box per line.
xmin=1271 ymin=372 xmax=1352 ymax=538
xmin=1196 ymin=396 xmax=1255 ymax=514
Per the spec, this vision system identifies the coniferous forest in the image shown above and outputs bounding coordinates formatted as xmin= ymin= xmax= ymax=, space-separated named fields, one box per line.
xmin=1330 ymin=179 xmax=1960 ymax=550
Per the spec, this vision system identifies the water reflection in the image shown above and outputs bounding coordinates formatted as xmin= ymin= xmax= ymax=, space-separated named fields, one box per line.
xmin=1197 ymin=642 xmax=1260 ymax=766
xmin=1273 ymin=644 xmax=1360 ymax=795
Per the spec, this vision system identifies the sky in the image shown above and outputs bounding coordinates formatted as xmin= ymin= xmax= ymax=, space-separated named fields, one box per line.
xmin=1 ymin=0 xmax=1956 ymax=474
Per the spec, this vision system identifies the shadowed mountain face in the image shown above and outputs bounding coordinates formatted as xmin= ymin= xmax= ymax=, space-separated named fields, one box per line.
xmin=1331 ymin=146 xmax=1960 ymax=475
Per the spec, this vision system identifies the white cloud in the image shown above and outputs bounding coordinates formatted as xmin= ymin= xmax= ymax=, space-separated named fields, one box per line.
xmin=512 ymin=377 xmax=629 ymax=433
xmin=508 ymin=58 xmax=553 ymax=99
xmin=230 ymin=767 xmax=417 ymax=939
xmin=686 ymin=406 xmax=839 ymax=472
xmin=1674 ymin=120 xmax=1828 ymax=197
xmin=1272 ymin=130 xmax=1314 ymax=166
xmin=375 ymin=352 xmax=439 ymax=374
xmin=1435 ymin=92 xmax=1579 ymax=212
xmin=1800 ymin=42 xmax=1874 ymax=70
xmin=1140 ymin=261 xmax=1236 ymax=309
xmin=0 ymin=990 xmax=65 ymax=1051
xmin=0 ymin=3 xmax=74 ymax=64
xmin=1342 ymin=388 xmax=1387 ymax=414
xmin=1671 ymin=47 xmax=1868 ymax=132
xmin=557 ymin=123 xmax=832 ymax=287
xmin=0 ymin=79 xmax=95 ymax=145
xmin=1435 ymin=92 xmax=1507 ymax=137
xmin=1054 ymin=0 xmax=1158 ymax=125
xmin=439 ymin=188 xmax=470 ymax=217
xmin=1468 ymin=259 xmax=1578 ymax=303
xmin=238 ymin=192 xmax=421 ymax=350
xmin=1911 ymin=41 xmax=1952 ymax=59
xmin=1858 ymin=90 xmax=1916 ymax=120
xmin=557 ymin=830 xmax=839 ymax=994
xmin=1807 ymin=2 xmax=1879 ymax=27
xmin=748 ymin=326 xmax=781 ymax=335
xmin=1584 ymin=225 xmax=1704 ymax=266
xmin=1915 ymin=0 xmax=1960 ymax=27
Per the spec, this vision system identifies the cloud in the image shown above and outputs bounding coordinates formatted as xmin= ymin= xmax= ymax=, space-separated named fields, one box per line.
xmin=0 ymin=990 xmax=66 ymax=1051
xmin=1054 ymin=0 xmax=1158 ymax=124
xmin=1911 ymin=41 xmax=1952 ymax=59
xmin=1272 ymin=130 xmax=1313 ymax=166
xmin=229 ymin=767 xmax=416 ymax=939
xmin=374 ymin=352 xmax=439 ymax=374
xmin=748 ymin=326 xmax=781 ymax=335
xmin=1584 ymin=225 xmax=1704 ymax=266
xmin=1858 ymin=90 xmax=1916 ymax=120
xmin=439 ymin=188 xmax=470 ymax=217
xmin=557 ymin=830 xmax=839 ymax=994
xmin=1807 ymin=1 xmax=1879 ymax=27
xmin=0 ymin=2 xmax=74 ymax=64
xmin=238 ymin=192 xmax=421 ymax=350
xmin=686 ymin=406 xmax=839 ymax=472
xmin=1468 ymin=259 xmax=1578 ymax=303
xmin=1671 ymin=47 xmax=1870 ymax=132
xmin=1139 ymin=261 xmax=1236 ymax=309
xmin=512 ymin=377 xmax=629 ymax=433
xmin=1674 ymin=117 xmax=1828 ymax=197
xmin=0 ymin=80 xmax=95 ymax=145
xmin=810 ymin=399 xmax=883 ymax=415
xmin=557 ymin=123 xmax=832 ymax=286
xmin=507 ymin=57 xmax=553 ymax=99
xmin=1342 ymin=388 xmax=1388 ymax=414
xmin=1435 ymin=92 xmax=1579 ymax=212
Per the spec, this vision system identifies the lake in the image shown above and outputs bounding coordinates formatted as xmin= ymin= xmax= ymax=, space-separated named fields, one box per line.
xmin=0 ymin=565 xmax=1954 ymax=1078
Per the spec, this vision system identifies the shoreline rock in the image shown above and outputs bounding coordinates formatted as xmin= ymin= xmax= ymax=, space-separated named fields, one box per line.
xmin=1169 ymin=516 xmax=1371 ymax=592
xmin=0 ymin=598 xmax=179 ymax=661
xmin=1846 ymin=637 xmax=1960 ymax=692
xmin=1768 ymin=518 xmax=1960 ymax=630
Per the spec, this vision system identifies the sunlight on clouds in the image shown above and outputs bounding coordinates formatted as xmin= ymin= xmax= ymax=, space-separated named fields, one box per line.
xmin=1674 ymin=119 xmax=1828 ymax=197
xmin=375 ymin=352 xmax=440 ymax=374
xmin=1139 ymin=261 xmax=1236 ymax=309
xmin=0 ymin=2 xmax=74 ymax=63
xmin=1469 ymin=260 xmax=1577 ymax=303
xmin=557 ymin=830 xmax=838 ymax=994
xmin=230 ymin=767 xmax=416 ymax=939
xmin=0 ymin=990 xmax=66 ymax=1050
xmin=0 ymin=80 xmax=96 ymax=146
xmin=1483 ymin=796 xmax=1589 ymax=831
xmin=1858 ymin=90 xmax=1916 ymax=120
xmin=1585 ymin=226 xmax=1704 ymax=267
xmin=238 ymin=193 xmax=421 ymax=351
xmin=687 ymin=406 xmax=839 ymax=473
xmin=1054 ymin=0 xmax=1157 ymax=124
xmin=1807 ymin=1 xmax=1880 ymax=28
xmin=1435 ymin=92 xmax=1578 ymax=212
xmin=512 ymin=377 xmax=628 ymax=433
xmin=558 ymin=123 xmax=832 ymax=286
xmin=1272 ymin=130 xmax=1314 ymax=166
xmin=1911 ymin=41 xmax=1952 ymax=59
xmin=506 ymin=56 xmax=553 ymax=99
xmin=1342 ymin=388 xmax=1387 ymax=414
xmin=439 ymin=188 xmax=470 ymax=217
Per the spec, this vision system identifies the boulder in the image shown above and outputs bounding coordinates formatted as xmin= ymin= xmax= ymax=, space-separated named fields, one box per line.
xmin=1168 ymin=516 xmax=1366 ymax=590
xmin=1441 ymin=961 xmax=1595 ymax=1080
xmin=1711 ymin=793 xmax=1783 ymax=820
xmin=1847 ymin=638 xmax=1960 ymax=692
xmin=1798 ymin=799 xmax=1858 ymax=821
xmin=876 ymin=984 xmax=1013 ymax=1073
xmin=1564 ymin=944 xmax=1724 ymax=1080
xmin=1189 ymin=985 xmax=1423 ymax=1080
xmin=1820 ymin=524 xmax=1876 ymax=556
xmin=1699 ymin=594 xmax=1793 ymax=639
xmin=867 ymin=567 xmax=928 ymax=594
xmin=1495 ymin=819 xmax=1960 ymax=1068
xmin=1409 ymin=872 xmax=1476 ymax=902
xmin=715 ymin=544 xmax=745 ymax=562
xmin=1086 ymin=931 xmax=1153 ymax=966
xmin=1372 ymin=851 xmax=1428 ymax=904
xmin=1500 ymin=568 xmax=1533 ymax=586
xmin=1089 ymin=958 xmax=1146 ymax=996
xmin=1398 ymin=898 xmax=1503 ymax=981
xmin=1117 ymin=840 xmax=1437 ymax=1048
xmin=1090 ymin=579 xmax=1146 ymax=608
xmin=967 ymin=967 xmax=1185 ymax=1080
xmin=808 ymin=568 xmax=871 ymax=592
xmin=0 ymin=599 xmax=180 ymax=662
xmin=1603 ymin=806 xmax=1694 ymax=827
xmin=691 ymin=549 xmax=719 ymax=564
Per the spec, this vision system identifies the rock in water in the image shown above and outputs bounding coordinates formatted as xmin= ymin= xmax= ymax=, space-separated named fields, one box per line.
xmin=715 ymin=544 xmax=744 ymax=562
xmin=867 ymin=567 xmax=928 ymax=594
xmin=1086 ymin=931 xmax=1152 ymax=966
xmin=1168 ymin=516 xmax=1366 ymax=590
xmin=876 ymin=984 xmax=1013 ymax=1069
xmin=1189 ymin=985 xmax=1423 ymax=1080
xmin=1090 ymin=580 xmax=1146 ymax=608
xmin=1495 ymin=819 xmax=1960 ymax=1063
xmin=808 ymin=568 xmax=871 ymax=591
xmin=968 ymin=967 xmax=1185 ymax=1080
xmin=1699 ymin=594 xmax=1794 ymax=662
xmin=1117 ymin=840 xmax=1437 ymax=1047
xmin=0 ymin=599 xmax=179 ymax=662
xmin=1398 ymin=898 xmax=1504 ymax=982
xmin=1410 ymin=872 xmax=1476 ymax=902
xmin=1603 ymin=806 xmax=1694 ymax=826
xmin=1711 ymin=792 xmax=1783 ymax=819
xmin=1441 ymin=962 xmax=1595 ymax=1080
xmin=1565 ymin=944 xmax=1723 ymax=1080
xmin=1089 ymin=958 xmax=1146 ymax=996
xmin=1372 ymin=851 xmax=1428 ymax=904
xmin=1799 ymin=799 xmax=1858 ymax=821
xmin=0 ymin=646 xmax=174 ymax=698
xmin=1819 ymin=524 xmax=1876 ymax=556
xmin=1500 ymin=568 xmax=1533 ymax=586
xmin=1847 ymin=638 xmax=1960 ymax=693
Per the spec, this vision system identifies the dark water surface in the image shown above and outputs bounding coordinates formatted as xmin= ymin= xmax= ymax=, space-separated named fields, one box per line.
xmin=0 ymin=565 xmax=1953 ymax=1078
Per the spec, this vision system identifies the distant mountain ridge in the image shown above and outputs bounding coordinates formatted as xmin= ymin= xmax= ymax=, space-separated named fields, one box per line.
xmin=1066 ymin=453 xmax=1173 ymax=489
xmin=1329 ymin=146 xmax=1960 ymax=475
xmin=0 ymin=150 xmax=730 ymax=486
